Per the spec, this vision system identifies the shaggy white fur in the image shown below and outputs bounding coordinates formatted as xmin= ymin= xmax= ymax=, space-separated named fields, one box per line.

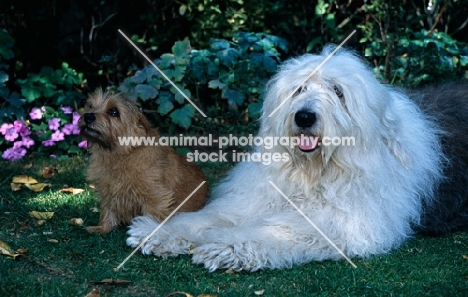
xmin=126 ymin=46 xmax=445 ymax=271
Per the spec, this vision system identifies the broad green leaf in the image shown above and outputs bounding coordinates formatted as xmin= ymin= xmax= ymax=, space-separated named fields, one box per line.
xmin=135 ymin=84 xmax=158 ymax=101
xmin=170 ymin=104 xmax=195 ymax=128
xmin=173 ymin=86 xmax=191 ymax=103
xmin=460 ymin=56 xmax=468 ymax=67
xmin=173 ymin=65 xmax=186 ymax=82
xmin=22 ymin=85 xmax=42 ymax=102
xmin=157 ymin=94 xmax=174 ymax=115
xmin=68 ymin=145 xmax=81 ymax=154
xmin=265 ymin=34 xmax=288 ymax=53
xmin=248 ymin=102 xmax=263 ymax=117
xmin=43 ymin=83 xmax=56 ymax=98
xmin=217 ymin=48 xmax=239 ymax=67
xmin=128 ymin=70 xmax=147 ymax=84
xmin=5 ymin=92 xmax=24 ymax=108
xmin=210 ymin=39 xmax=231 ymax=51
xmin=172 ymin=40 xmax=191 ymax=58
xmin=262 ymin=55 xmax=277 ymax=72
xmin=315 ymin=0 xmax=329 ymax=14
xmin=222 ymin=88 xmax=245 ymax=106
xmin=159 ymin=54 xmax=174 ymax=69
xmin=0 ymin=71 xmax=8 ymax=84
xmin=208 ymin=79 xmax=226 ymax=89
xmin=179 ymin=4 xmax=187 ymax=15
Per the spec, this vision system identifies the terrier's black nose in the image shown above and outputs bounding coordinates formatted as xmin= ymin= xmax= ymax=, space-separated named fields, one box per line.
xmin=294 ymin=110 xmax=316 ymax=128
xmin=84 ymin=113 xmax=96 ymax=124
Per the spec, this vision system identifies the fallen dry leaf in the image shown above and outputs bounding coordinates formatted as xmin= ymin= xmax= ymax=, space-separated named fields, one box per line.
xmin=23 ymin=163 xmax=33 ymax=169
xmin=24 ymin=183 xmax=47 ymax=192
xmin=254 ymin=289 xmax=265 ymax=296
xmin=17 ymin=221 xmax=29 ymax=231
xmin=68 ymin=218 xmax=84 ymax=226
xmin=10 ymin=183 xmax=22 ymax=191
xmin=42 ymin=167 xmax=57 ymax=178
xmin=48 ymin=239 xmax=59 ymax=243
xmin=462 ymin=255 xmax=468 ymax=260
xmin=0 ymin=240 xmax=20 ymax=259
xmin=59 ymin=188 xmax=85 ymax=195
xmin=85 ymin=288 xmax=100 ymax=297
xmin=225 ymin=268 xmax=235 ymax=274
xmin=17 ymin=248 xmax=28 ymax=254
xmin=12 ymin=175 xmax=38 ymax=184
xmin=35 ymin=219 xmax=46 ymax=226
xmin=29 ymin=211 xmax=55 ymax=220
xmin=164 ymin=292 xmax=194 ymax=297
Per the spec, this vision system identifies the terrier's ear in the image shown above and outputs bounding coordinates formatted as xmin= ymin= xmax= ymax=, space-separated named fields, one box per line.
xmin=137 ymin=113 xmax=152 ymax=133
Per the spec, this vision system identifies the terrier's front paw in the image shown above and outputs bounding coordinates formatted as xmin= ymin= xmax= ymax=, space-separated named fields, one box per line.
xmin=86 ymin=225 xmax=111 ymax=234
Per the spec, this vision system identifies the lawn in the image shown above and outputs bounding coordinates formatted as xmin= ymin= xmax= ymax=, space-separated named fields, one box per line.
xmin=1 ymin=156 xmax=467 ymax=296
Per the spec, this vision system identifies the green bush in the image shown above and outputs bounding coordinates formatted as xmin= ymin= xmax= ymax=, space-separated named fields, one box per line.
xmin=0 ymin=30 xmax=87 ymax=161
xmin=119 ymin=32 xmax=287 ymax=132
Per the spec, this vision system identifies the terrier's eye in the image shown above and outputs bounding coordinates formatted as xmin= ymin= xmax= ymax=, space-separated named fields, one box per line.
xmin=333 ymin=85 xmax=343 ymax=98
xmin=107 ymin=107 xmax=120 ymax=117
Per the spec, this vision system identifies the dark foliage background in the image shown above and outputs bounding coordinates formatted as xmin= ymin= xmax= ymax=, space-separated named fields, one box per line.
xmin=1 ymin=0 xmax=468 ymax=158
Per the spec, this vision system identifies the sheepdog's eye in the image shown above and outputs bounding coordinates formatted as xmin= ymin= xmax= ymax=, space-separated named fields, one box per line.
xmin=294 ymin=85 xmax=309 ymax=97
xmin=107 ymin=107 xmax=120 ymax=117
xmin=333 ymin=85 xmax=343 ymax=98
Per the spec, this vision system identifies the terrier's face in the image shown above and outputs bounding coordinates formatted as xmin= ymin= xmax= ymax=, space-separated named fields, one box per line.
xmin=79 ymin=90 xmax=150 ymax=150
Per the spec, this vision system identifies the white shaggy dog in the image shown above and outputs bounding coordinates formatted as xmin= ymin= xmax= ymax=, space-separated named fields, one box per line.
xmin=126 ymin=46 xmax=468 ymax=271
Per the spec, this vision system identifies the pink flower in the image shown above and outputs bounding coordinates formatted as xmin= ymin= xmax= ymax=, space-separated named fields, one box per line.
xmin=61 ymin=106 xmax=73 ymax=114
xmin=42 ymin=140 xmax=55 ymax=147
xmin=21 ymin=137 xmax=35 ymax=148
xmin=2 ymin=147 xmax=27 ymax=161
xmin=72 ymin=125 xmax=80 ymax=135
xmin=78 ymin=140 xmax=88 ymax=148
xmin=4 ymin=127 xmax=18 ymax=141
xmin=1 ymin=123 xmax=13 ymax=135
xmin=51 ymin=130 xmax=64 ymax=142
xmin=14 ymin=120 xmax=30 ymax=137
xmin=72 ymin=112 xmax=81 ymax=125
xmin=29 ymin=107 xmax=44 ymax=120
xmin=48 ymin=118 xmax=61 ymax=131
xmin=62 ymin=123 xmax=75 ymax=135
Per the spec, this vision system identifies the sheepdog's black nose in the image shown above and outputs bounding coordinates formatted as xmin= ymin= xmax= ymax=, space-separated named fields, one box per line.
xmin=294 ymin=110 xmax=316 ymax=128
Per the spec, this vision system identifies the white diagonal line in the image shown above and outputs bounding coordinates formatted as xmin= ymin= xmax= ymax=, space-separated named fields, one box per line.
xmin=269 ymin=181 xmax=358 ymax=268
xmin=115 ymin=181 xmax=207 ymax=271
xmin=118 ymin=29 xmax=207 ymax=117
xmin=268 ymin=30 xmax=356 ymax=117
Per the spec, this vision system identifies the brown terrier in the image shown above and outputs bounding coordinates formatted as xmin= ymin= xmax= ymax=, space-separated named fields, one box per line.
xmin=79 ymin=89 xmax=209 ymax=234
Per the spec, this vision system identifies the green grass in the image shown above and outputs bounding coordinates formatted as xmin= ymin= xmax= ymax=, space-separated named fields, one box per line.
xmin=1 ymin=156 xmax=468 ymax=296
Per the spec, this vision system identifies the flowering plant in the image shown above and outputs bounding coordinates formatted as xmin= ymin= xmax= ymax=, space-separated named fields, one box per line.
xmin=1 ymin=106 xmax=87 ymax=161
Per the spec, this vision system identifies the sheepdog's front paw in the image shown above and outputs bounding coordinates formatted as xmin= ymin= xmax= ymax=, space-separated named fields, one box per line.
xmin=192 ymin=242 xmax=264 ymax=272
xmin=126 ymin=216 xmax=191 ymax=257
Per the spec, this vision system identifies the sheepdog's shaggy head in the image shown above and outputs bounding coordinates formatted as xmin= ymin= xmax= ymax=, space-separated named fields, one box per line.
xmin=259 ymin=46 xmax=443 ymax=197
